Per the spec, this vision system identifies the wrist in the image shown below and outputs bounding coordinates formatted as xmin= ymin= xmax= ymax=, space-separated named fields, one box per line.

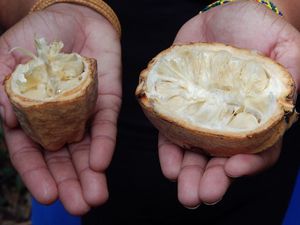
xmin=30 ymin=0 xmax=121 ymax=37
xmin=203 ymin=0 xmax=282 ymax=16
xmin=0 ymin=0 xmax=36 ymax=28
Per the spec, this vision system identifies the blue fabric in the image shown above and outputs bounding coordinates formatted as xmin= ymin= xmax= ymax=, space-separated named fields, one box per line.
xmin=282 ymin=169 xmax=300 ymax=225
xmin=31 ymin=198 xmax=81 ymax=225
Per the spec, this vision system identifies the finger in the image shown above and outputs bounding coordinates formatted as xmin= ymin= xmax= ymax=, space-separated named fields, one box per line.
xmin=69 ymin=136 xmax=109 ymax=206
xmin=80 ymin=30 xmax=122 ymax=172
xmin=178 ymin=151 xmax=207 ymax=208
xmin=199 ymin=158 xmax=231 ymax=205
xmin=225 ymin=140 xmax=282 ymax=178
xmin=0 ymin=43 xmax=18 ymax=128
xmin=158 ymin=133 xmax=184 ymax=181
xmin=0 ymin=85 xmax=18 ymax=128
xmin=45 ymin=148 xmax=90 ymax=215
xmin=89 ymin=46 xmax=121 ymax=171
xmin=270 ymin=32 xmax=300 ymax=91
xmin=4 ymin=125 xmax=57 ymax=204
xmin=89 ymin=94 xmax=120 ymax=171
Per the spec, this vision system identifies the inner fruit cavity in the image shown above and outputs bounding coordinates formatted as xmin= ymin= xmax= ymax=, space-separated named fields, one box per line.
xmin=11 ymin=38 xmax=86 ymax=100
xmin=145 ymin=46 xmax=280 ymax=132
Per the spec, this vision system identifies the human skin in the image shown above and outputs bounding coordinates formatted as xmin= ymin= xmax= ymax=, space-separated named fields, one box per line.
xmin=0 ymin=0 xmax=36 ymax=28
xmin=158 ymin=0 xmax=300 ymax=208
xmin=0 ymin=3 xmax=121 ymax=215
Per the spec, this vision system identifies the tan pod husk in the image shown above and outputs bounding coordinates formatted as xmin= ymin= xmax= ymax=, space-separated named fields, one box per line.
xmin=136 ymin=43 xmax=298 ymax=157
xmin=5 ymin=58 xmax=97 ymax=151
xmin=5 ymin=56 xmax=98 ymax=151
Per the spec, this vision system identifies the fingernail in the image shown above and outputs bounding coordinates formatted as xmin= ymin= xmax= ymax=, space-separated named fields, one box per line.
xmin=185 ymin=204 xmax=201 ymax=210
xmin=203 ymin=198 xmax=222 ymax=206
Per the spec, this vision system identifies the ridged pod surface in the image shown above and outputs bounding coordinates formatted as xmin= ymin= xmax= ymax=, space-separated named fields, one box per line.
xmin=5 ymin=39 xmax=98 ymax=151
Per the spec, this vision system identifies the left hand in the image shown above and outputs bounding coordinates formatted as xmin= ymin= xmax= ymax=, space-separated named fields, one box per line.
xmin=0 ymin=3 xmax=121 ymax=215
xmin=158 ymin=1 xmax=300 ymax=208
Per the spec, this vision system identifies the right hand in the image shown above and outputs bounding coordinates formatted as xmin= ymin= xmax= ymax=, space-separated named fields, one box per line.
xmin=158 ymin=1 xmax=300 ymax=209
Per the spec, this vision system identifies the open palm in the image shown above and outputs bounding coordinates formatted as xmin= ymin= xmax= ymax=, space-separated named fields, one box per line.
xmin=0 ymin=4 xmax=121 ymax=215
xmin=158 ymin=1 xmax=300 ymax=208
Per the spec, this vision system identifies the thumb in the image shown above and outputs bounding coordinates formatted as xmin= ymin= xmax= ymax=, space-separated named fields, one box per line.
xmin=174 ymin=14 xmax=206 ymax=44
xmin=270 ymin=27 xmax=300 ymax=94
xmin=0 ymin=53 xmax=18 ymax=128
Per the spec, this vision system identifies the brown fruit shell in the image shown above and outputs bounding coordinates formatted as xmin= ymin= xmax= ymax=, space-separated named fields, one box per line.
xmin=136 ymin=43 xmax=298 ymax=157
xmin=5 ymin=57 xmax=98 ymax=151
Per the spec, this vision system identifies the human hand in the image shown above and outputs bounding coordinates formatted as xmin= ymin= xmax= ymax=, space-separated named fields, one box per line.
xmin=158 ymin=1 xmax=300 ymax=208
xmin=0 ymin=3 xmax=121 ymax=215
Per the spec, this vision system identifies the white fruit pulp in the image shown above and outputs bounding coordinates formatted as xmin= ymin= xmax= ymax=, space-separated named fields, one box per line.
xmin=10 ymin=38 xmax=88 ymax=100
xmin=145 ymin=46 xmax=286 ymax=132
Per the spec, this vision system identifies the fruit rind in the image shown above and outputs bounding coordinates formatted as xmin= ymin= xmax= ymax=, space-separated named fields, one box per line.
xmin=5 ymin=57 xmax=98 ymax=151
xmin=136 ymin=43 xmax=297 ymax=156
